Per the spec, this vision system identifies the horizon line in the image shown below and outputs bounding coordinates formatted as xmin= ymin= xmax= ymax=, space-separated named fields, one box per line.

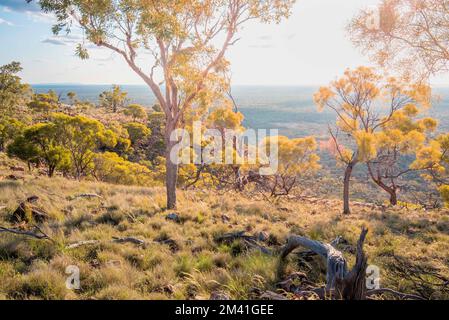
xmin=28 ymin=82 xmax=449 ymax=88
xmin=29 ymin=82 xmax=324 ymax=87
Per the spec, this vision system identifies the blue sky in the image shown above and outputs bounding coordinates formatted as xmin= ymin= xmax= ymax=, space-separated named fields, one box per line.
xmin=1 ymin=0 xmax=449 ymax=86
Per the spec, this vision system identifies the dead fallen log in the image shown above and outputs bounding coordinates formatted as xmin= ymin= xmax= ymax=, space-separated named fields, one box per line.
xmin=112 ymin=236 xmax=146 ymax=246
xmin=66 ymin=240 xmax=101 ymax=249
xmin=72 ymin=193 xmax=103 ymax=199
xmin=293 ymin=236 xmax=347 ymax=263
xmin=0 ymin=225 xmax=52 ymax=241
xmin=280 ymin=228 xmax=426 ymax=300
xmin=67 ymin=236 xmax=147 ymax=249
xmin=280 ymin=227 xmax=368 ymax=300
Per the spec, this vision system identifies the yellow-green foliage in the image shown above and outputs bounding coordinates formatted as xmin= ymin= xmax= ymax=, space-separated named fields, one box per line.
xmin=438 ymin=185 xmax=449 ymax=208
xmin=275 ymin=135 xmax=320 ymax=175
xmin=260 ymin=135 xmax=320 ymax=195
xmin=93 ymin=152 xmax=155 ymax=186
xmin=27 ymin=91 xmax=59 ymax=113
xmin=354 ymin=131 xmax=377 ymax=162
xmin=207 ymin=106 xmax=245 ymax=133
xmin=412 ymin=134 xmax=449 ymax=207
xmin=0 ymin=117 xmax=24 ymax=150
xmin=314 ymin=66 xmax=433 ymax=166
xmin=99 ymin=85 xmax=128 ymax=113
xmin=123 ymin=104 xmax=147 ymax=122
xmin=0 ymin=62 xmax=31 ymax=116
xmin=51 ymin=113 xmax=119 ymax=178
xmin=9 ymin=122 xmax=72 ymax=176
xmin=124 ymin=122 xmax=151 ymax=145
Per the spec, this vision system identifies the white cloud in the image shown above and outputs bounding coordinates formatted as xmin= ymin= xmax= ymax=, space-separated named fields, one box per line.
xmin=42 ymin=38 xmax=66 ymax=46
xmin=41 ymin=34 xmax=83 ymax=46
xmin=0 ymin=0 xmax=52 ymax=23
xmin=25 ymin=10 xmax=55 ymax=24
xmin=0 ymin=17 xmax=14 ymax=26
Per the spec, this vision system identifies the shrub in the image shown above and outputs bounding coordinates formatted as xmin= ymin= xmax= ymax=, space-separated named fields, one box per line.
xmin=174 ymin=255 xmax=193 ymax=277
xmin=8 ymin=268 xmax=70 ymax=300
xmin=93 ymin=152 xmax=153 ymax=186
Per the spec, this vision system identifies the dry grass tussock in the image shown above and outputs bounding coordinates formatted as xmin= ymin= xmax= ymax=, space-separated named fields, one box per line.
xmin=0 ymin=171 xmax=448 ymax=300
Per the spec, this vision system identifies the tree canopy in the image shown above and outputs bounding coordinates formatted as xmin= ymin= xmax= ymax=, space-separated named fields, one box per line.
xmin=349 ymin=0 xmax=449 ymax=79
xmin=0 ymin=61 xmax=31 ymax=116
xmin=314 ymin=66 xmax=432 ymax=212
xmin=37 ymin=0 xmax=296 ymax=208
xmin=124 ymin=104 xmax=147 ymax=121
xmin=99 ymin=85 xmax=128 ymax=113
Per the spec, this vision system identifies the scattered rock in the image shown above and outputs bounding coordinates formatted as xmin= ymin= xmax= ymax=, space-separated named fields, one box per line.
xmin=191 ymin=246 xmax=203 ymax=254
xmin=159 ymin=284 xmax=174 ymax=295
xmin=5 ymin=174 xmax=22 ymax=181
xmin=9 ymin=166 xmax=25 ymax=172
xmin=106 ymin=260 xmax=122 ymax=267
xmin=26 ymin=195 xmax=39 ymax=203
xmin=165 ymin=212 xmax=180 ymax=223
xmin=164 ymin=284 xmax=175 ymax=294
xmin=156 ymin=238 xmax=179 ymax=252
xmin=260 ymin=291 xmax=288 ymax=300
xmin=257 ymin=231 xmax=269 ymax=242
xmin=221 ymin=214 xmax=230 ymax=223
xmin=210 ymin=291 xmax=230 ymax=300
xmin=277 ymin=272 xmax=309 ymax=292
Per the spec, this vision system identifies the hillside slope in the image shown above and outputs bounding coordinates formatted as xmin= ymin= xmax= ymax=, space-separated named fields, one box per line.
xmin=0 ymin=167 xmax=448 ymax=299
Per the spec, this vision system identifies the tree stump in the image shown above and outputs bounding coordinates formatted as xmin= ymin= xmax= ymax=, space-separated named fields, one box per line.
xmin=280 ymin=227 xmax=368 ymax=300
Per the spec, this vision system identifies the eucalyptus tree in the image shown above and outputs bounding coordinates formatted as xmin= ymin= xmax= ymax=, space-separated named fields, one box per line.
xmin=349 ymin=0 xmax=449 ymax=80
xmin=36 ymin=0 xmax=295 ymax=208
xmin=0 ymin=61 xmax=31 ymax=116
xmin=314 ymin=67 xmax=431 ymax=214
